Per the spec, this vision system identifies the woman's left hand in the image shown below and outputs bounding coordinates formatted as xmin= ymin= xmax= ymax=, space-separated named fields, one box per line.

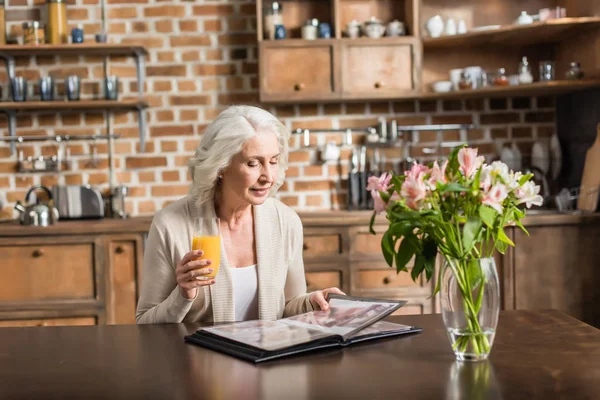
xmin=309 ymin=287 xmax=346 ymax=311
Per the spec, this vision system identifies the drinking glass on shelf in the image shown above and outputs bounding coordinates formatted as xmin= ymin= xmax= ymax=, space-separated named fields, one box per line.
xmin=539 ymin=61 xmax=555 ymax=82
xmin=191 ymin=218 xmax=221 ymax=279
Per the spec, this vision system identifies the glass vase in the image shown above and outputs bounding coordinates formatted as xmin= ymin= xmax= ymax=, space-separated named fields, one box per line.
xmin=441 ymin=257 xmax=500 ymax=361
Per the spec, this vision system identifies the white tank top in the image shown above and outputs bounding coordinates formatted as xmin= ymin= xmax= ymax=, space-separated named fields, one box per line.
xmin=230 ymin=264 xmax=259 ymax=321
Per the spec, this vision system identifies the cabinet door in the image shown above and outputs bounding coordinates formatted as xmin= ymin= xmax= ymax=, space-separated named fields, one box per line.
xmin=341 ymin=40 xmax=417 ymax=95
xmin=107 ymin=240 xmax=139 ymax=324
xmin=260 ymin=43 xmax=337 ymax=101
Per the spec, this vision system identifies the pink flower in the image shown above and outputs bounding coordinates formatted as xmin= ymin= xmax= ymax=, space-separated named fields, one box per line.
xmin=481 ymin=183 xmax=508 ymax=214
xmin=372 ymin=191 xmax=387 ymax=214
xmin=515 ymin=181 xmax=543 ymax=208
xmin=366 ymin=172 xmax=392 ymax=192
xmin=401 ymin=169 xmax=428 ymax=211
xmin=427 ymin=160 xmax=447 ymax=189
xmin=405 ymin=163 xmax=429 ymax=180
xmin=458 ymin=147 xmax=485 ymax=178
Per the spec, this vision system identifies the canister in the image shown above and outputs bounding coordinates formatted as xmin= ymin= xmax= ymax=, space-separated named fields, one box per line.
xmin=46 ymin=0 xmax=68 ymax=44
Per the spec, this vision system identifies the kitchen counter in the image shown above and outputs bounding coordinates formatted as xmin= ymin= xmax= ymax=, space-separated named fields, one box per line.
xmin=1 ymin=210 xmax=599 ymax=237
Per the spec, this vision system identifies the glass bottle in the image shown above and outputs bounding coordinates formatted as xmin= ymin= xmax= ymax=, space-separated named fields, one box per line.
xmin=518 ymin=56 xmax=533 ymax=84
xmin=493 ymin=68 xmax=509 ymax=86
xmin=264 ymin=1 xmax=283 ymax=40
xmin=565 ymin=62 xmax=584 ymax=80
xmin=46 ymin=0 xmax=68 ymax=44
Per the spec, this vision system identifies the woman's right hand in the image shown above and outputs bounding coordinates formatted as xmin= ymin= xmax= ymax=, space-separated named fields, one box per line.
xmin=176 ymin=250 xmax=216 ymax=300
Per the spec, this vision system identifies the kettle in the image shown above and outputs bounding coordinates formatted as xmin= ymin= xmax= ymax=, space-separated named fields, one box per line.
xmin=14 ymin=185 xmax=60 ymax=226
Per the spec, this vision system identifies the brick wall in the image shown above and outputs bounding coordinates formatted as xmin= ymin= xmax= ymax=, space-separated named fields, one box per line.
xmin=0 ymin=0 xmax=556 ymax=219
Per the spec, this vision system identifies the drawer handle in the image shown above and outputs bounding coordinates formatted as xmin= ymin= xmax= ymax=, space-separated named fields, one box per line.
xmin=374 ymin=81 xmax=384 ymax=89
xmin=115 ymin=246 xmax=125 ymax=254
xmin=383 ymin=276 xmax=392 ymax=285
xmin=294 ymin=83 xmax=305 ymax=92
xmin=303 ymin=243 xmax=309 ymax=251
xmin=32 ymin=249 xmax=44 ymax=258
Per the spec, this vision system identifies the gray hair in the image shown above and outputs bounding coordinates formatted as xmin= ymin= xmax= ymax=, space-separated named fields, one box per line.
xmin=188 ymin=105 xmax=290 ymax=205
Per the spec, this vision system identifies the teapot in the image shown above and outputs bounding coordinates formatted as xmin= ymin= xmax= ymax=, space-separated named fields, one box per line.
xmin=14 ymin=185 xmax=60 ymax=226
xmin=363 ymin=17 xmax=385 ymax=38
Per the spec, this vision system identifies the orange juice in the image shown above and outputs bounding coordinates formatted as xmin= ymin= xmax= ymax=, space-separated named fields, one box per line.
xmin=191 ymin=236 xmax=221 ymax=278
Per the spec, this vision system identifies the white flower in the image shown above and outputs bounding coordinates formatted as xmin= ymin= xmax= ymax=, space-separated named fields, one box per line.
xmin=482 ymin=183 xmax=508 ymax=214
xmin=516 ymin=181 xmax=543 ymax=208
xmin=507 ymin=171 xmax=523 ymax=191
xmin=480 ymin=161 xmax=510 ymax=192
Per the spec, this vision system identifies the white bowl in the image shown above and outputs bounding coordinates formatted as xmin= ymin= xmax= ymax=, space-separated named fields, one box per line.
xmin=432 ymin=80 xmax=453 ymax=93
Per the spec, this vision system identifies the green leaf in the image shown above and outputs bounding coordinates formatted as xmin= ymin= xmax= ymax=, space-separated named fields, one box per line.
xmin=479 ymin=205 xmax=497 ymax=228
xmin=496 ymin=239 xmax=508 ymax=254
xmin=519 ymin=173 xmax=534 ymax=186
xmin=396 ymin=235 xmax=417 ymax=273
xmin=369 ymin=212 xmax=377 ymax=235
xmin=513 ymin=206 xmax=525 ymax=219
xmin=411 ymin=255 xmax=425 ymax=282
xmin=463 ymin=216 xmax=483 ymax=254
xmin=515 ymin=219 xmax=529 ymax=236
xmin=472 ymin=165 xmax=482 ymax=192
xmin=423 ymin=238 xmax=437 ymax=282
xmin=439 ymin=183 xmax=470 ymax=194
xmin=391 ymin=175 xmax=405 ymax=193
xmin=466 ymin=258 xmax=484 ymax=290
xmin=389 ymin=221 xmax=413 ymax=237
xmin=381 ymin=231 xmax=395 ymax=267
xmin=497 ymin=227 xmax=515 ymax=246
xmin=411 ymin=257 xmax=424 ymax=283
xmin=390 ymin=210 xmax=420 ymax=221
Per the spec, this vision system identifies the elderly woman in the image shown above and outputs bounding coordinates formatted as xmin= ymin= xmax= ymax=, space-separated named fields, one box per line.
xmin=136 ymin=105 xmax=344 ymax=324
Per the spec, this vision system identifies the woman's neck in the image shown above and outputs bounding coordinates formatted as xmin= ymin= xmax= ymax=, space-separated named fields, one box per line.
xmin=214 ymin=191 xmax=252 ymax=230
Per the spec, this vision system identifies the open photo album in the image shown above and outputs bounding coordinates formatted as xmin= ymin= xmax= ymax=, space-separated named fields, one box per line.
xmin=184 ymin=294 xmax=422 ymax=363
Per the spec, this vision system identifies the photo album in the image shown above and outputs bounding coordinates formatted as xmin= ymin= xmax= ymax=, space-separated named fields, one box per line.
xmin=184 ymin=294 xmax=422 ymax=363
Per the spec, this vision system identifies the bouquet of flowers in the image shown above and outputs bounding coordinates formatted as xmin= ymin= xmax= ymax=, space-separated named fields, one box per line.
xmin=368 ymin=145 xmax=542 ymax=359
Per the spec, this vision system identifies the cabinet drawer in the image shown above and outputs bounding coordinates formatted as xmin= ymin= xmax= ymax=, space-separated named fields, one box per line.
xmin=303 ymin=234 xmax=341 ymax=257
xmin=353 ymin=231 xmax=384 ymax=255
xmin=305 ymin=271 xmax=341 ymax=292
xmin=356 ymin=269 xmax=422 ymax=290
xmin=341 ymin=42 xmax=414 ymax=93
xmin=0 ymin=244 xmax=95 ymax=301
xmin=261 ymin=46 xmax=334 ymax=98
xmin=0 ymin=317 xmax=96 ymax=327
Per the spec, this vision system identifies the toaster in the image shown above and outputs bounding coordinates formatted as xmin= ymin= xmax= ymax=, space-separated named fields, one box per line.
xmin=52 ymin=185 xmax=105 ymax=219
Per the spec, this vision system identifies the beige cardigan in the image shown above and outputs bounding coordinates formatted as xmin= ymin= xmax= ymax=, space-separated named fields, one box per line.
xmin=136 ymin=195 xmax=314 ymax=324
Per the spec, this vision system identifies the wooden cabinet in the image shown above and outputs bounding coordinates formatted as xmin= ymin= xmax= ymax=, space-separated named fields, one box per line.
xmin=260 ymin=42 xmax=338 ymax=102
xmin=256 ymin=0 xmax=421 ymax=102
xmin=106 ymin=237 xmax=143 ymax=325
xmin=502 ymin=222 xmax=600 ymax=328
xmin=340 ymin=38 xmax=420 ymax=97
xmin=1 ymin=213 xmax=598 ymax=327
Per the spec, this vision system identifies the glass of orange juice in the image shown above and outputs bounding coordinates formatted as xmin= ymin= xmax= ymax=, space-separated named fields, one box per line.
xmin=191 ymin=218 xmax=221 ymax=279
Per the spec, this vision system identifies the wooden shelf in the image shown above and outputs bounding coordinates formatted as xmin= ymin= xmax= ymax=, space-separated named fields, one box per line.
xmin=0 ymin=44 xmax=148 ymax=57
xmin=414 ymin=80 xmax=600 ymax=100
xmin=262 ymin=80 xmax=600 ymax=104
xmin=260 ymin=36 xmax=418 ymax=48
xmin=423 ymin=17 xmax=600 ymax=49
xmin=0 ymin=99 xmax=149 ymax=112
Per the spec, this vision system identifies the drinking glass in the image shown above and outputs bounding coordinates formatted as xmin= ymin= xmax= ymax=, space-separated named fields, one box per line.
xmin=191 ymin=218 xmax=221 ymax=278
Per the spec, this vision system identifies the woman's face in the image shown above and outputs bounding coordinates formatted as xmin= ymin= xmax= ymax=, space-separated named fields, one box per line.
xmin=220 ymin=132 xmax=280 ymax=207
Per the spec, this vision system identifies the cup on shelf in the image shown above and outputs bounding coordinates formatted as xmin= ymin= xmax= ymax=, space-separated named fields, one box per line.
xmin=344 ymin=20 xmax=360 ymax=38
xmin=539 ymin=61 xmax=555 ymax=82
xmin=386 ymin=20 xmax=406 ymax=37
xmin=71 ymin=27 xmax=84 ymax=44
xmin=274 ymin=24 xmax=286 ymax=40
xmin=65 ymin=75 xmax=81 ymax=101
xmin=10 ymin=77 xmax=28 ymax=102
xmin=302 ymin=19 xmax=318 ymax=40
xmin=39 ymin=76 xmax=55 ymax=101
xmin=449 ymin=68 xmax=463 ymax=91
xmin=104 ymin=75 xmax=119 ymax=100
xmin=318 ymin=22 xmax=331 ymax=39
xmin=95 ymin=32 xmax=107 ymax=43
xmin=445 ymin=18 xmax=457 ymax=35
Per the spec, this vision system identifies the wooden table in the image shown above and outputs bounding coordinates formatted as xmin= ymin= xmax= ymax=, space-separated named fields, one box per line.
xmin=0 ymin=310 xmax=598 ymax=399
